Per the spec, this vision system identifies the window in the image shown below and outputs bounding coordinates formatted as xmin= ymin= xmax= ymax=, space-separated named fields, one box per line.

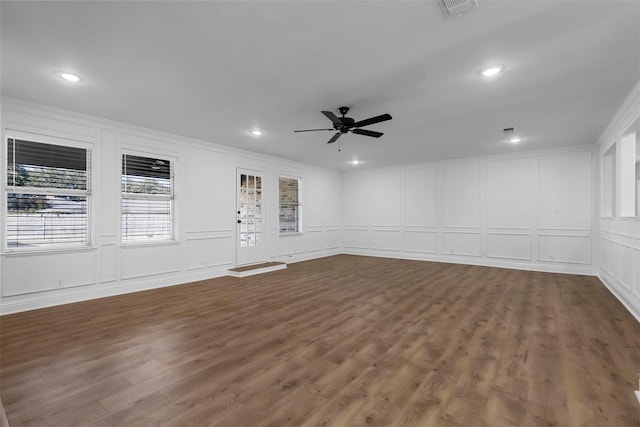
xmin=5 ymin=137 xmax=90 ymax=249
xmin=619 ymin=132 xmax=637 ymax=217
xmin=121 ymin=153 xmax=174 ymax=242
xmin=279 ymin=176 xmax=302 ymax=234
xmin=603 ymin=143 xmax=616 ymax=217
xmin=636 ymin=136 xmax=640 ymax=216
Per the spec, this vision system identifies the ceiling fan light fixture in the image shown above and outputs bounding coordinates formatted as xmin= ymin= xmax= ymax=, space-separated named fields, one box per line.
xmin=480 ymin=64 xmax=505 ymax=77
xmin=249 ymin=129 xmax=263 ymax=137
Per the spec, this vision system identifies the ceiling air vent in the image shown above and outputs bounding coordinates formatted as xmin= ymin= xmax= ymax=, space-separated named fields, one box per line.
xmin=439 ymin=0 xmax=479 ymax=18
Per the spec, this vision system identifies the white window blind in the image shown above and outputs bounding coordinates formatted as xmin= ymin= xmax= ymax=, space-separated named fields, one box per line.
xmin=5 ymin=137 xmax=90 ymax=249
xmin=121 ymin=153 xmax=174 ymax=242
xmin=279 ymin=176 xmax=302 ymax=234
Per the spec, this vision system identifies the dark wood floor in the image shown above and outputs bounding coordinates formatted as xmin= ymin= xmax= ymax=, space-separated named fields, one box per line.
xmin=1 ymin=255 xmax=639 ymax=426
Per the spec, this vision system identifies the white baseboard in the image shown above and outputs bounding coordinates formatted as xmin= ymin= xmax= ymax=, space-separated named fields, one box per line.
xmin=0 ymin=249 xmax=342 ymax=315
xmin=0 ymin=266 xmax=229 ymax=315
xmin=4 ymin=250 xmax=630 ymax=321
xmin=272 ymin=248 xmax=342 ymax=265
xmin=341 ymin=248 xmax=599 ymax=276
xmin=597 ymin=270 xmax=640 ymax=324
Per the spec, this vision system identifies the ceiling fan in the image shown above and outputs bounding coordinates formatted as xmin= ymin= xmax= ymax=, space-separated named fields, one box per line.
xmin=294 ymin=107 xmax=392 ymax=144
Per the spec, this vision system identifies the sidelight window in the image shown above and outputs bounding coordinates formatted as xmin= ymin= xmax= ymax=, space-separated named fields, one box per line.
xmin=279 ymin=176 xmax=302 ymax=234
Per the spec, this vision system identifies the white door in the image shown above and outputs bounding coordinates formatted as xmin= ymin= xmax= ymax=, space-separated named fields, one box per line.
xmin=236 ymin=169 xmax=267 ymax=266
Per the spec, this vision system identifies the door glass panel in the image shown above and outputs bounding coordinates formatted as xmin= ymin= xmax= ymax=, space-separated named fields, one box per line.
xmin=238 ymin=173 xmax=263 ymax=248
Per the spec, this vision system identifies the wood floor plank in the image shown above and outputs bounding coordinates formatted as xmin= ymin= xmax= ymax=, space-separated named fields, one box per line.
xmin=84 ymin=392 xmax=170 ymax=427
xmin=2 ymin=255 xmax=640 ymax=426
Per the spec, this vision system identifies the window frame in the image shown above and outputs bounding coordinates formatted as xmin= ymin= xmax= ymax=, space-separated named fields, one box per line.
xmin=636 ymin=137 xmax=640 ymax=217
xmin=4 ymin=132 xmax=92 ymax=252
xmin=602 ymin=142 xmax=617 ymax=218
xmin=120 ymin=150 xmax=176 ymax=244
xmin=619 ymin=131 xmax=637 ymax=217
xmin=278 ymin=175 xmax=303 ymax=235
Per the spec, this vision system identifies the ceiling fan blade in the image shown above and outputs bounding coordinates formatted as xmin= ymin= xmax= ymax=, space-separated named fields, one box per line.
xmin=322 ymin=110 xmax=343 ymax=126
xmin=352 ymin=128 xmax=383 ymax=138
xmin=352 ymin=113 xmax=392 ymax=128
xmin=327 ymin=132 xmax=342 ymax=144
xmin=293 ymin=128 xmax=334 ymax=133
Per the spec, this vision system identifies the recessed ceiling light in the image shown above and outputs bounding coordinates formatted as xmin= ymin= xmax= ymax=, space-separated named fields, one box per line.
xmin=479 ymin=64 xmax=505 ymax=77
xmin=503 ymin=127 xmax=521 ymax=144
xmin=350 ymin=159 xmax=360 ymax=165
xmin=54 ymin=71 xmax=82 ymax=82
xmin=249 ymin=129 xmax=263 ymax=137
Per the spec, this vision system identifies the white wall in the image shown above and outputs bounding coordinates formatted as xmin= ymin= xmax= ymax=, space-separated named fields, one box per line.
xmin=342 ymin=146 xmax=598 ymax=275
xmin=0 ymin=99 xmax=342 ymax=314
xmin=598 ymin=80 xmax=640 ymax=323
xmin=6 ymin=82 xmax=640 ymax=320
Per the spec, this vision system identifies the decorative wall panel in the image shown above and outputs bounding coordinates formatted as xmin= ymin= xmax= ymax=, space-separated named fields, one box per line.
xmin=442 ymin=162 xmax=480 ymax=228
xmin=405 ymin=167 xmax=438 ymax=227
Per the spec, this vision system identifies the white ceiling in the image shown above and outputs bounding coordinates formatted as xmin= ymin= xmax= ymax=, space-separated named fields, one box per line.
xmin=2 ymin=1 xmax=639 ymax=170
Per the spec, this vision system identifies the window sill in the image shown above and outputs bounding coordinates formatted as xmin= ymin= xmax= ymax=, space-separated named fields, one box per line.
xmin=120 ymin=240 xmax=179 ymax=249
xmin=279 ymin=232 xmax=304 ymax=237
xmin=2 ymin=245 xmax=97 ymax=257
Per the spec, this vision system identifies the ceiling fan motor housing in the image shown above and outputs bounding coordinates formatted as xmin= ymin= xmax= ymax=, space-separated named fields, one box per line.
xmin=338 ymin=117 xmax=355 ymax=129
xmin=336 ymin=107 xmax=354 ymax=132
